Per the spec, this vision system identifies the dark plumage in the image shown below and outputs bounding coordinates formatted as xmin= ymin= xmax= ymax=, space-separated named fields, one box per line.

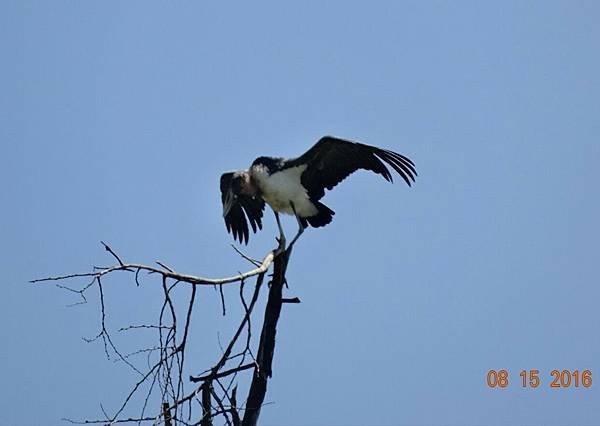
xmin=220 ymin=172 xmax=265 ymax=244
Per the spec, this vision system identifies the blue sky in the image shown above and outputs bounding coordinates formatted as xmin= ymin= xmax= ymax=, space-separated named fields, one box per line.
xmin=2 ymin=1 xmax=599 ymax=425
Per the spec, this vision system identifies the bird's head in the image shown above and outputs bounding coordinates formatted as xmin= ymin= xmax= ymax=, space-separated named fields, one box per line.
xmin=221 ymin=171 xmax=256 ymax=217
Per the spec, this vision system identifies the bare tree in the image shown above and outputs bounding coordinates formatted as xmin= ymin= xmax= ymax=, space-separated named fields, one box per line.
xmin=32 ymin=240 xmax=298 ymax=426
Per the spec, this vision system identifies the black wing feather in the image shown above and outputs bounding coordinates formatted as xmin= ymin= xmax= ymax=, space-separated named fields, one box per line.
xmin=284 ymin=136 xmax=417 ymax=200
xmin=220 ymin=172 xmax=265 ymax=244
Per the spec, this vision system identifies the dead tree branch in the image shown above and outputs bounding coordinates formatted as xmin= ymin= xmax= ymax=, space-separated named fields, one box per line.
xmin=33 ymin=241 xmax=296 ymax=425
xmin=31 ymin=250 xmax=275 ymax=287
xmin=242 ymin=248 xmax=291 ymax=426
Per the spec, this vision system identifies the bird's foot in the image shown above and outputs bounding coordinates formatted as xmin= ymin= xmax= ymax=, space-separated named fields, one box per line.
xmin=275 ymin=235 xmax=286 ymax=255
xmin=276 ymin=235 xmax=286 ymax=247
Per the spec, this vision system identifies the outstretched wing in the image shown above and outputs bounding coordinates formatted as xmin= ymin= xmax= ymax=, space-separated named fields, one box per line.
xmin=220 ymin=172 xmax=265 ymax=244
xmin=284 ymin=136 xmax=417 ymax=200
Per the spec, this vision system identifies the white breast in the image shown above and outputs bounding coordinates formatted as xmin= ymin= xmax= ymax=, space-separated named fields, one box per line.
xmin=252 ymin=165 xmax=318 ymax=217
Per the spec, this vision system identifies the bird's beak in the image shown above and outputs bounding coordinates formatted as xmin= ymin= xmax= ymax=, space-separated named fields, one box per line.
xmin=222 ymin=189 xmax=235 ymax=217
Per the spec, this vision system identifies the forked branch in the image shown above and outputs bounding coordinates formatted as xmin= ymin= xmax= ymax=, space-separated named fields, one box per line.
xmin=33 ymin=241 xmax=295 ymax=425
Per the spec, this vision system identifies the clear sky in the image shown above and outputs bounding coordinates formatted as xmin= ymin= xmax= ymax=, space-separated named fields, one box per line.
xmin=2 ymin=1 xmax=599 ymax=425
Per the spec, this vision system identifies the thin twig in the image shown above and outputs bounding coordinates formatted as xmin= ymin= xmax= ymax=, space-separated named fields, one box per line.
xmin=190 ymin=363 xmax=255 ymax=383
xmin=101 ymin=241 xmax=125 ymax=267
xmin=230 ymin=245 xmax=261 ymax=267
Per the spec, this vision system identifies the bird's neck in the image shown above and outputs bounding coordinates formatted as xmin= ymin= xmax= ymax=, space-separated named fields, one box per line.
xmin=250 ymin=163 xmax=270 ymax=181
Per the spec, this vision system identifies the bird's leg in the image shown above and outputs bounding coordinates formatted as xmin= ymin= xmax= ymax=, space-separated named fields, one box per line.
xmin=288 ymin=201 xmax=305 ymax=249
xmin=274 ymin=210 xmax=286 ymax=251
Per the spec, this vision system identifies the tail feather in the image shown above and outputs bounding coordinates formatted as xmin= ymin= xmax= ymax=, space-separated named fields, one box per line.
xmin=305 ymin=201 xmax=335 ymax=228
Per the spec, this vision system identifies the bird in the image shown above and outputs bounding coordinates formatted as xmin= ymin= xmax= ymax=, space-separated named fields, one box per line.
xmin=220 ymin=135 xmax=416 ymax=248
